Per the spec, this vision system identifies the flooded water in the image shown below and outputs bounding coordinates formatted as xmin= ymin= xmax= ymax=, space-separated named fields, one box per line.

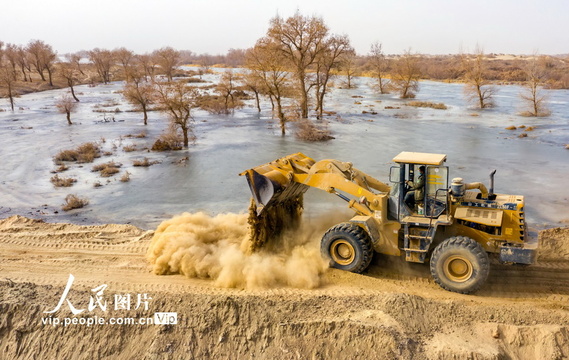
xmin=1 ymin=72 xmax=568 ymax=229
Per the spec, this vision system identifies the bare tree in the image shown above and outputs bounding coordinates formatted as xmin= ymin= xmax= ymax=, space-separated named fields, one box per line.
xmin=197 ymin=55 xmax=213 ymax=78
xmin=66 ymin=52 xmax=86 ymax=76
xmin=314 ymin=35 xmax=353 ymax=119
xmin=340 ymin=50 xmax=358 ymax=89
xmin=88 ymin=48 xmax=115 ymax=84
xmin=114 ymin=47 xmax=134 ymax=81
xmin=123 ymin=78 xmax=155 ymax=125
xmin=59 ymin=62 xmax=81 ymax=102
xmin=214 ymin=69 xmax=243 ymax=114
xmin=267 ymin=11 xmax=329 ymax=119
xmin=391 ymin=49 xmax=421 ymax=98
xmin=520 ymin=56 xmax=550 ymax=117
xmin=56 ymin=94 xmax=78 ymax=125
xmin=134 ymin=53 xmax=157 ymax=80
xmin=0 ymin=65 xmax=17 ymax=111
xmin=226 ymin=48 xmax=246 ymax=67
xmin=154 ymin=80 xmax=198 ymax=147
xmin=369 ymin=42 xmax=390 ymax=94
xmin=462 ymin=46 xmax=496 ymax=108
xmin=153 ymin=47 xmax=181 ymax=81
xmin=3 ymin=44 xmax=19 ymax=80
xmin=243 ymin=70 xmax=262 ymax=112
xmin=246 ymin=38 xmax=291 ymax=135
xmin=26 ymin=40 xmax=57 ymax=85
xmin=16 ymin=45 xmax=33 ymax=82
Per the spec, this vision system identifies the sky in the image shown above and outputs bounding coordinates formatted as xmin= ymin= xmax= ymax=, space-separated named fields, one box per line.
xmin=1 ymin=0 xmax=568 ymax=56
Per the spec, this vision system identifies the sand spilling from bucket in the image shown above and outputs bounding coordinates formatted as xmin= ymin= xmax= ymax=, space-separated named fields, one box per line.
xmin=146 ymin=211 xmax=329 ymax=289
xmin=247 ymin=197 xmax=304 ymax=252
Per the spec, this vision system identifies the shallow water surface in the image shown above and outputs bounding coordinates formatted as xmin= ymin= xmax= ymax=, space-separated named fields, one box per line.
xmin=0 ymin=74 xmax=567 ymax=229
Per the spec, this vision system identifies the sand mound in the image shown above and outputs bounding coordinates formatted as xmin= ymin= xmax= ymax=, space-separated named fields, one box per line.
xmin=1 ymin=215 xmax=569 ymax=359
xmin=538 ymin=227 xmax=569 ymax=261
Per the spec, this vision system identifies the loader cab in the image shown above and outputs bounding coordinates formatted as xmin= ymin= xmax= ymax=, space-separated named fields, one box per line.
xmin=389 ymin=152 xmax=449 ymax=221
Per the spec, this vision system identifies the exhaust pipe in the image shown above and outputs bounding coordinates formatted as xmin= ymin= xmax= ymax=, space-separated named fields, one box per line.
xmin=489 ymin=169 xmax=496 ymax=198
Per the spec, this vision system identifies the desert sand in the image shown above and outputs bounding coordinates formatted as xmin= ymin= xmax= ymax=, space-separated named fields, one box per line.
xmin=1 ymin=214 xmax=569 ymax=359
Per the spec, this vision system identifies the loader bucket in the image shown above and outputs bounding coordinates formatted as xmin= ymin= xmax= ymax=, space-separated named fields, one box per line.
xmin=243 ymin=169 xmax=282 ymax=215
xmin=241 ymin=153 xmax=315 ymax=215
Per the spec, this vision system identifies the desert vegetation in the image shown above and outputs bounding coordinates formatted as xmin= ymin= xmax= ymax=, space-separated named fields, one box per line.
xmin=519 ymin=57 xmax=551 ymax=117
xmin=0 ymin=10 xmax=567 ymax=176
xmin=62 ymin=194 xmax=89 ymax=211
xmin=120 ymin=171 xmax=131 ymax=182
xmin=92 ymin=161 xmax=122 ymax=177
xmin=55 ymin=94 xmax=78 ymax=125
xmin=295 ymin=119 xmax=333 ymax=141
xmin=407 ymin=101 xmax=448 ymax=110
xmin=133 ymin=158 xmax=160 ymax=167
xmin=53 ymin=143 xmax=101 ymax=164
xmin=1 ymin=16 xmax=566 ymax=142
xmin=151 ymin=132 xmax=184 ymax=151
xmin=50 ymin=174 xmax=77 ymax=187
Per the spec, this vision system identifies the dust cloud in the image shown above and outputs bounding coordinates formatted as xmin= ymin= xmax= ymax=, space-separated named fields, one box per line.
xmin=146 ymin=211 xmax=341 ymax=289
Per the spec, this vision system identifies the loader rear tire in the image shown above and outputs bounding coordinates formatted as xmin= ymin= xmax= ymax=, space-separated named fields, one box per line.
xmin=430 ymin=236 xmax=490 ymax=294
xmin=321 ymin=222 xmax=373 ymax=273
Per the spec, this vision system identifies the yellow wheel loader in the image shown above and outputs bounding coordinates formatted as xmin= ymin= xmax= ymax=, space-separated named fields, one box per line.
xmin=241 ymin=152 xmax=537 ymax=294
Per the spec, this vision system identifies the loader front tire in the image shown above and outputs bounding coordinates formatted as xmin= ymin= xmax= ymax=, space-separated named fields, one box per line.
xmin=430 ymin=236 xmax=490 ymax=294
xmin=321 ymin=222 xmax=373 ymax=273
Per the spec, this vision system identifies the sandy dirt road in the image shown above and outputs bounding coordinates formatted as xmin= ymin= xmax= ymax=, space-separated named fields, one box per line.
xmin=1 ymin=215 xmax=569 ymax=359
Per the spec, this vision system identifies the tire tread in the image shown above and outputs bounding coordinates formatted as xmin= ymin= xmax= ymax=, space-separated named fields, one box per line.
xmin=322 ymin=222 xmax=373 ymax=273
xmin=430 ymin=236 xmax=490 ymax=294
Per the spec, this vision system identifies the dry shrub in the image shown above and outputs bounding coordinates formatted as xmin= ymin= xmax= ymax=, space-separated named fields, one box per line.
xmin=519 ymin=110 xmax=551 ymax=117
xmin=93 ymin=181 xmax=103 ymax=188
xmin=151 ymin=132 xmax=183 ymax=151
xmin=199 ymin=94 xmax=244 ymax=115
xmin=92 ymin=108 xmax=122 ymax=114
xmin=505 ymin=126 xmax=517 ymax=130
xmin=133 ymin=157 xmax=159 ymax=167
xmin=183 ymin=77 xmax=207 ymax=83
xmin=525 ymin=126 xmax=536 ymax=132
xmin=101 ymin=166 xmax=120 ymax=177
xmin=55 ymin=164 xmax=69 ymax=172
xmin=199 ymin=95 xmax=227 ymax=114
xmin=53 ymin=142 xmax=101 ymax=163
xmin=407 ymin=101 xmax=448 ymax=110
xmin=123 ymin=144 xmax=137 ymax=152
xmin=54 ymin=149 xmax=79 ymax=162
xmin=120 ymin=171 xmax=131 ymax=182
xmin=92 ymin=161 xmax=121 ymax=177
xmin=125 ymin=132 xmax=147 ymax=139
xmin=95 ymin=99 xmax=120 ymax=108
xmin=400 ymin=93 xmax=416 ymax=99
xmin=295 ymin=120 xmax=334 ymax=142
xmin=50 ymin=175 xmax=77 ymax=187
xmin=62 ymin=194 xmax=89 ymax=211
xmin=232 ymin=90 xmax=251 ymax=99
